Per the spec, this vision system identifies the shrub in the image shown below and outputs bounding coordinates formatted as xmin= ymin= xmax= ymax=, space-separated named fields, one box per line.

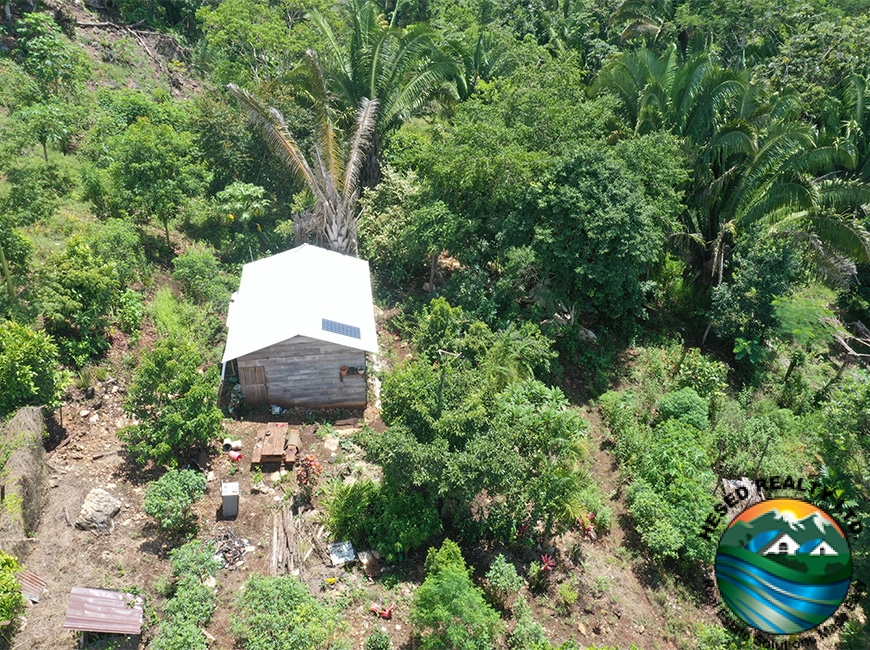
xmin=121 ymin=339 xmax=222 ymax=467
xmin=412 ymin=540 xmax=499 ymax=650
xmin=115 ymin=289 xmax=144 ymax=335
xmin=674 ymin=349 xmax=728 ymax=401
xmin=143 ymin=469 xmax=206 ymax=533
xmin=507 ymin=596 xmax=550 ymax=650
xmin=321 ymin=480 xmax=442 ymax=562
xmin=172 ymin=247 xmax=226 ymax=307
xmin=656 ymin=387 xmax=708 ymax=430
xmin=39 ymin=237 xmax=121 ymax=367
xmin=169 ymin=540 xmax=221 ymax=579
xmin=485 ymin=554 xmax=524 ymax=607
xmin=365 ymin=630 xmax=392 ymax=650
xmin=85 ymin=218 xmax=148 ymax=285
xmin=231 ymin=575 xmax=343 ymax=650
xmin=0 ymin=321 xmax=65 ymax=417
xmin=0 ymin=552 xmax=24 ymax=624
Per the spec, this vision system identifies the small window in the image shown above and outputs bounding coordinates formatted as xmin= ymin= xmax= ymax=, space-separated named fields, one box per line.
xmin=322 ymin=318 xmax=361 ymax=339
xmin=779 ymin=541 xmax=788 ymax=553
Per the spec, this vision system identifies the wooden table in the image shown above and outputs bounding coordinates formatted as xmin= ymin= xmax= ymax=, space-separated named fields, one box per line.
xmin=250 ymin=423 xmax=304 ymax=465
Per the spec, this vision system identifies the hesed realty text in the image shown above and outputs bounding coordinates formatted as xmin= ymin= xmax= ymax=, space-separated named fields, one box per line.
xmin=699 ymin=475 xmax=864 ymax=541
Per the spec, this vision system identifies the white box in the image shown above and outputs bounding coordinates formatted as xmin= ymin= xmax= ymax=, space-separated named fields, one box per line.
xmin=221 ymin=481 xmax=240 ymax=518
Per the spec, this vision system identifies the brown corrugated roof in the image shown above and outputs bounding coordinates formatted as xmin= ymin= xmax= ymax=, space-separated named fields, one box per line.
xmin=16 ymin=571 xmax=47 ymax=603
xmin=62 ymin=587 xmax=143 ymax=635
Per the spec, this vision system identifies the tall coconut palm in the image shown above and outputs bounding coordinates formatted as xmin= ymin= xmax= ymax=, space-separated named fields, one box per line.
xmin=227 ymin=72 xmax=378 ymax=257
xmin=306 ymin=0 xmax=459 ymax=187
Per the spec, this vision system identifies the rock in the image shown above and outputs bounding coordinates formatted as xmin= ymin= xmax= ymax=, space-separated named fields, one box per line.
xmin=270 ymin=471 xmax=282 ymax=483
xmin=251 ymin=482 xmax=273 ymax=495
xmin=203 ymin=576 xmax=217 ymax=589
xmin=323 ymin=435 xmax=340 ymax=452
xmin=578 ymin=623 xmax=587 ymax=636
xmin=79 ymin=409 xmax=90 ymax=418
xmin=206 ymin=471 xmax=215 ymax=482
xmin=75 ymin=488 xmax=122 ymax=534
xmin=637 ymin=625 xmax=645 ymax=635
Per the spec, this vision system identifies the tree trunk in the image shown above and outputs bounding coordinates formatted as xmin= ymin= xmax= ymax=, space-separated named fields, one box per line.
xmin=428 ymin=252 xmax=437 ymax=291
xmin=41 ymin=141 xmax=48 ymax=163
xmin=0 ymin=240 xmax=13 ymax=299
xmin=360 ymin=133 xmax=382 ymax=190
xmin=163 ymin=217 xmax=171 ymax=246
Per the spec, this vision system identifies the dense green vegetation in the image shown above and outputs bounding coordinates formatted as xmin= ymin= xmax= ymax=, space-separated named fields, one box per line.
xmin=2 ymin=0 xmax=870 ymax=647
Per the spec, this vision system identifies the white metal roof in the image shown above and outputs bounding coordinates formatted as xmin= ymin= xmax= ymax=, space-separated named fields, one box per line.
xmin=222 ymin=244 xmax=378 ymax=363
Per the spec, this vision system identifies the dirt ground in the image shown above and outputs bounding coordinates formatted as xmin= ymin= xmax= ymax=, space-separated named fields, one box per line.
xmin=15 ymin=326 xmax=859 ymax=650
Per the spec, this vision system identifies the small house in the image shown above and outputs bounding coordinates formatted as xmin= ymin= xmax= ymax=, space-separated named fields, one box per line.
xmin=221 ymin=245 xmax=378 ymax=409
xmin=809 ymin=540 xmax=838 ymax=556
xmin=762 ymin=533 xmax=800 ymax=556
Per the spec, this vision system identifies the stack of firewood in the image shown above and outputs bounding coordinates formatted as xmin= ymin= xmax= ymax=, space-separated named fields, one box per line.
xmin=270 ymin=506 xmax=327 ymax=577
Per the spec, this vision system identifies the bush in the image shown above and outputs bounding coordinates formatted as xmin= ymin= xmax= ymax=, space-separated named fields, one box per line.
xmin=321 ymin=480 xmax=442 ymax=562
xmin=365 ymin=630 xmax=392 ymax=650
xmin=412 ymin=540 xmax=499 ymax=650
xmin=143 ymin=469 xmax=206 ymax=532
xmin=172 ymin=247 xmax=226 ymax=307
xmin=2 ymin=158 xmax=74 ymax=224
xmin=0 ymin=552 xmax=24 ymax=624
xmin=0 ymin=321 xmax=65 ymax=417
xmin=115 ymin=289 xmax=144 ymax=335
xmin=169 ymin=540 xmax=221 ymax=579
xmin=85 ymin=218 xmax=148 ymax=285
xmin=485 ymin=554 xmax=524 ymax=607
xmin=39 ymin=237 xmax=121 ymax=367
xmin=121 ymin=339 xmax=222 ymax=466
xmin=674 ymin=349 xmax=728 ymax=401
xmin=507 ymin=596 xmax=550 ymax=650
xmin=656 ymin=387 xmax=709 ymax=430
xmin=231 ymin=575 xmax=343 ymax=650
xmin=150 ymin=540 xmax=220 ymax=650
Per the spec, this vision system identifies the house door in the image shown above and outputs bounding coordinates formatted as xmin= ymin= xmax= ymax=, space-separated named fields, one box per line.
xmin=239 ymin=365 xmax=268 ymax=406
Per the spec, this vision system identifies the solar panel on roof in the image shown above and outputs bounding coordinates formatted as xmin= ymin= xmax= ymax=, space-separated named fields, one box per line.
xmin=322 ymin=318 xmax=361 ymax=339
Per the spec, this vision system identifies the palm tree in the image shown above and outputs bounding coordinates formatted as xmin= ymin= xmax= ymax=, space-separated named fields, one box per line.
xmin=595 ymin=46 xmax=870 ymax=286
xmin=227 ymin=71 xmax=378 ymax=257
xmin=306 ymin=0 xmax=459 ymax=186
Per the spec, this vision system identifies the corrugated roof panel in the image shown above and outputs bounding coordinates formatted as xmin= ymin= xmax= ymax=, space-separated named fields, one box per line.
xmin=63 ymin=587 xmax=143 ymax=635
xmin=16 ymin=571 xmax=47 ymax=603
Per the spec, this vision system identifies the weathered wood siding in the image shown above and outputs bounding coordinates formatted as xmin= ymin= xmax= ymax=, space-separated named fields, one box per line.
xmin=237 ymin=336 xmax=367 ymax=408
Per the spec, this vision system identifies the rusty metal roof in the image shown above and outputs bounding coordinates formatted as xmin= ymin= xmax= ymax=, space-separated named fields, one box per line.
xmin=16 ymin=571 xmax=47 ymax=603
xmin=62 ymin=587 xmax=143 ymax=635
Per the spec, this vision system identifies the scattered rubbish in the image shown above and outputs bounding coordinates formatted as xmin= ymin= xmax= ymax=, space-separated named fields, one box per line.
xmin=206 ymin=526 xmax=252 ymax=568
xmin=370 ymin=602 xmax=395 ymax=620
xmin=222 ymin=438 xmax=233 ymax=452
xmin=358 ymin=551 xmax=381 ymax=578
xmin=271 ymin=404 xmax=284 ymax=415
xmin=16 ymin=570 xmax=47 ymax=604
xmin=327 ymin=541 xmax=355 ymax=567
xmin=228 ymin=450 xmax=242 ymax=462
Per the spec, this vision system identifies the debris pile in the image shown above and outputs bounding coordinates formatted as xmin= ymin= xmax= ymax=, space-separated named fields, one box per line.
xmin=207 ymin=526 xmax=254 ymax=569
xmin=270 ymin=506 xmax=327 ymax=578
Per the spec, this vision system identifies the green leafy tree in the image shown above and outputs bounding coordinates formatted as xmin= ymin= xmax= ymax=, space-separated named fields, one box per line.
xmin=121 ymin=339 xmax=223 ymax=467
xmin=13 ymin=12 xmax=90 ymax=97
xmin=411 ymin=540 xmax=499 ymax=650
xmin=39 ymin=238 xmax=121 ymax=367
xmin=105 ymin=118 xmax=210 ymax=244
xmin=0 ymin=214 xmax=33 ymax=301
xmin=143 ymin=469 xmax=206 ymax=532
xmin=13 ymin=102 xmax=82 ymax=161
xmin=0 ymin=321 xmax=65 ymax=417
xmin=485 ymin=554 xmax=523 ymax=608
xmin=231 ymin=575 xmax=344 ymax=650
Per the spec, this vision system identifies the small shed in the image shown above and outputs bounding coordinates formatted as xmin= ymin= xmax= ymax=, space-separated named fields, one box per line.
xmin=221 ymin=245 xmax=378 ymax=409
xmin=63 ymin=587 xmax=143 ymax=648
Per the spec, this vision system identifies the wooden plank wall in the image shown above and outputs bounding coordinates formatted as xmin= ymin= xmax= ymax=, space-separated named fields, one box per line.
xmin=237 ymin=336 xmax=367 ymax=408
